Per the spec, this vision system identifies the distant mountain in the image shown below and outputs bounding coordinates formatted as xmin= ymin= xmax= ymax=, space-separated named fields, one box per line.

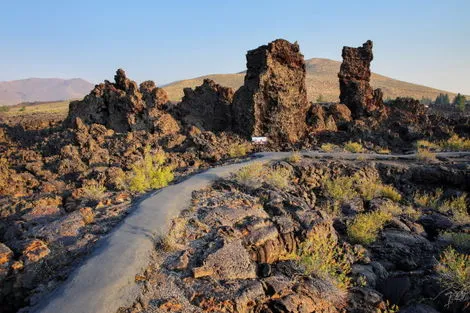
xmin=0 ymin=78 xmax=94 ymax=106
xmin=162 ymin=58 xmax=457 ymax=103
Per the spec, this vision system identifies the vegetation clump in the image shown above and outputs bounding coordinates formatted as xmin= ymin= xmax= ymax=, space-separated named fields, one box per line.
xmin=227 ymin=142 xmax=252 ymax=158
xmin=436 ymin=247 xmax=470 ymax=305
xmin=414 ymin=188 xmax=443 ymax=209
xmin=356 ymin=176 xmax=402 ymax=202
xmin=439 ymin=134 xmax=470 ymax=151
xmin=128 ymin=146 xmax=174 ymax=193
xmin=320 ymin=143 xmax=338 ymax=152
xmin=235 ymin=162 xmax=291 ymax=189
xmin=291 ymin=223 xmax=353 ymax=290
xmin=344 ymin=141 xmax=364 ymax=153
xmin=347 ymin=210 xmax=392 ymax=245
xmin=323 ymin=176 xmax=358 ymax=203
xmin=82 ymin=182 xmax=107 ymax=201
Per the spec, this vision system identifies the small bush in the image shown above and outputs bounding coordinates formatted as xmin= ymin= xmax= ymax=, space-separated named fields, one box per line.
xmin=228 ymin=143 xmax=252 ymax=158
xmin=356 ymin=176 xmax=402 ymax=202
xmin=347 ymin=211 xmax=392 ymax=245
xmin=416 ymin=140 xmax=440 ymax=151
xmin=265 ymin=167 xmax=291 ymax=189
xmin=439 ymin=134 xmax=470 ymax=151
xmin=0 ymin=106 xmax=9 ymax=112
xmin=287 ymin=152 xmax=302 ymax=163
xmin=441 ymin=193 xmax=469 ymax=224
xmin=323 ymin=176 xmax=357 ymax=203
xmin=441 ymin=232 xmax=470 ymax=252
xmin=79 ymin=207 xmax=95 ymax=224
xmin=436 ymin=247 xmax=470 ymax=305
xmin=416 ymin=147 xmax=437 ymax=162
xmin=128 ymin=146 xmax=174 ymax=193
xmin=403 ymin=206 xmax=422 ymax=220
xmin=234 ymin=162 xmax=264 ymax=188
xmin=376 ymin=147 xmax=391 ymax=154
xmin=82 ymin=182 xmax=106 ymax=201
xmin=414 ymin=189 xmax=443 ymax=209
xmin=321 ymin=143 xmax=337 ymax=152
xmin=344 ymin=141 xmax=364 ymax=153
xmin=19 ymin=106 xmax=26 ymax=112
xmin=296 ymin=223 xmax=352 ymax=290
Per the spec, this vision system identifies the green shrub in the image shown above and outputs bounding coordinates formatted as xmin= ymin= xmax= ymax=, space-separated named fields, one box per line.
xmin=356 ymin=176 xmax=402 ymax=202
xmin=441 ymin=193 xmax=469 ymax=224
xmin=347 ymin=211 xmax=392 ymax=245
xmin=321 ymin=143 xmax=337 ymax=152
xmin=0 ymin=106 xmax=9 ymax=112
xmin=439 ymin=134 xmax=470 ymax=151
xmin=287 ymin=152 xmax=302 ymax=163
xmin=323 ymin=176 xmax=357 ymax=203
xmin=414 ymin=188 xmax=443 ymax=209
xmin=82 ymin=182 xmax=106 ymax=200
xmin=441 ymin=232 xmax=470 ymax=252
xmin=128 ymin=146 xmax=174 ymax=193
xmin=234 ymin=162 xmax=264 ymax=188
xmin=295 ymin=223 xmax=352 ymax=290
xmin=344 ymin=141 xmax=364 ymax=153
xmin=265 ymin=167 xmax=291 ymax=189
xmin=416 ymin=147 xmax=437 ymax=162
xmin=436 ymin=247 xmax=470 ymax=305
xmin=228 ymin=142 xmax=252 ymax=158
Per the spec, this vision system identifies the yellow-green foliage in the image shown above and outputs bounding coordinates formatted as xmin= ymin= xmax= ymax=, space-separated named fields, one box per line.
xmin=436 ymin=247 xmax=470 ymax=305
xmin=234 ymin=162 xmax=264 ymax=188
xmin=355 ymin=175 xmax=402 ymax=202
xmin=82 ymin=182 xmax=106 ymax=200
xmin=416 ymin=147 xmax=437 ymax=162
xmin=228 ymin=142 xmax=252 ymax=158
xmin=441 ymin=194 xmax=470 ymax=224
xmin=414 ymin=189 xmax=443 ymax=209
xmin=296 ymin=223 xmax=352 ymax=290
xmin=79 ymin=207 xmax=95 ymax=224
xmin=323 ymin=176 xmax=357 ymax=202
xmin=235 ymin=162 xmax=291 ymax=189
xmin=265 ymin=167 xmax=291 ymax=189
xmin=416 ymin=140 xmax=440 ymax=151
xmin=376 ymin=147 xmax=391 ymax=154
xmin=347 ymin=211 xmax=392 ymax=245
xmin=441 ymin=232 xmax=470 ymax=252
xmin=287 ymin=152 xmax=302 ymax=163
xmin=128 ymin=146 xmax=174 ymax=193
xmin=321 ymin=143 xmax=338 ymax=152
xmin=344 ymin=141 xmax=364 ymax=153
xmin=377 ymin=300 xmax=400 ymax=313
xmin=403 ymin=206 xmax=422 ymax=220
xmin=439 ymin=134 xmax=470 ymax=151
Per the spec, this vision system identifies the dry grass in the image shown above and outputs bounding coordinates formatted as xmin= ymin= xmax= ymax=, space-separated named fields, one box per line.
xmin=347 ymin=210 xmax=392 ymax=245
xmin=79 ymin=207 xmax=95 ymax=224
xmin=1 ymin=101 xmax=69 ymax=117
xmin=436 ymin=247 xmax=470 ymax=306
xmin=416 ymin=147 xmax=437 ymax=162
xmin=235 ymin=162 xmax=291 ymax=189
xmin=439 ymin=134 xmax=470 ymax=151
xmin=227 ymin=143 xmax=252 ymax=158
xmin=287 ymin=152 xmax=302 ymax=163
xmin=321 ymin=143 xmax=338 ymax=152
xmin=414 ymin=189 xmax=443 ymax=209
xmin=440 ymin=193 xmax=470 ymax=224
xmin=323 ymin=176 xmax=358 ymax=203
xmin=344 ymin=141 xmax=364 ymax=153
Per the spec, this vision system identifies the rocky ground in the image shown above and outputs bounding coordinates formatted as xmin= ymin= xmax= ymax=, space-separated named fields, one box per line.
xmin=0 ymin=37 xmax=469 ymax=313
xmin=118 ymin=156 xmax=470 ymax=313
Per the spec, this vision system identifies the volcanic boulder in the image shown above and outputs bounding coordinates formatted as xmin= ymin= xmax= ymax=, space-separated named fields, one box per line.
xmin=232 ymin=39 xmax=309 ymax=144
xmin=338 ymin=40 xmax=385 ymax=119
xmin=66 ymin=69 xmax=177 ymax=133
xmin=178 ymin=79 xmax=234 ymax=132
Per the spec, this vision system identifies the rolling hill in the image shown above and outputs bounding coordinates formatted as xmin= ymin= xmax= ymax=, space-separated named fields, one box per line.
xmin=162 ymin=58 xmax=456 ymax=103
xmin=0 ymin=78 xmax=94 ymax=106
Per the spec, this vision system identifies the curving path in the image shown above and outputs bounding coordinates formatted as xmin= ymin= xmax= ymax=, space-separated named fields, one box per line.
xmin=32 ymin=151 xmax=470 ymax=313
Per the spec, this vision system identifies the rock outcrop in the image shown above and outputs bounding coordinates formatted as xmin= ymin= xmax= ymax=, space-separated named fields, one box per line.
xmin=338 ymin=40 xmax=385 ymax=119
xmin=232 ymin=39 xmax=309 ymax=145
xmin=66 ymin=69 xmax=178 ymax=133
xmin=178 ymin=79 xmax=234 ymax=132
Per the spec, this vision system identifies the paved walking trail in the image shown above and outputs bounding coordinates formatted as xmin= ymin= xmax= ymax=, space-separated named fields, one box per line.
xmin=33 ymin=151 xmax=470 ymax=313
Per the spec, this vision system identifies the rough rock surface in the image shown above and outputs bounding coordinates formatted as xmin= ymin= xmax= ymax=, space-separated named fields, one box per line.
xmin=178 ymin=79 xmax=234 ymax=132
xmin=338 ymin=40 xmax=385 ymax=119
xmin=66 ymin=69 xmax=177 ymax=133
xmin=232 ymin=39 xmax=309 ymax=145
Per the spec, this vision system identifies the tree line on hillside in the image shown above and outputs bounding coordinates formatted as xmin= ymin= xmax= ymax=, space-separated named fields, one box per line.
xmin=420 ymin=93 xmax=468 ymax=111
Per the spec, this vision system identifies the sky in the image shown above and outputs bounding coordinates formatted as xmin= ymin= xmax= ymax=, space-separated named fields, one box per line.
xmin=1 ymin=0 xmax=469 ymax=94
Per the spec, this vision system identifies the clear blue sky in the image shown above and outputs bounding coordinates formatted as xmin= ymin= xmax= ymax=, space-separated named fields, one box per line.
xmin=1 ymin=0 xmax=469 ymax=94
